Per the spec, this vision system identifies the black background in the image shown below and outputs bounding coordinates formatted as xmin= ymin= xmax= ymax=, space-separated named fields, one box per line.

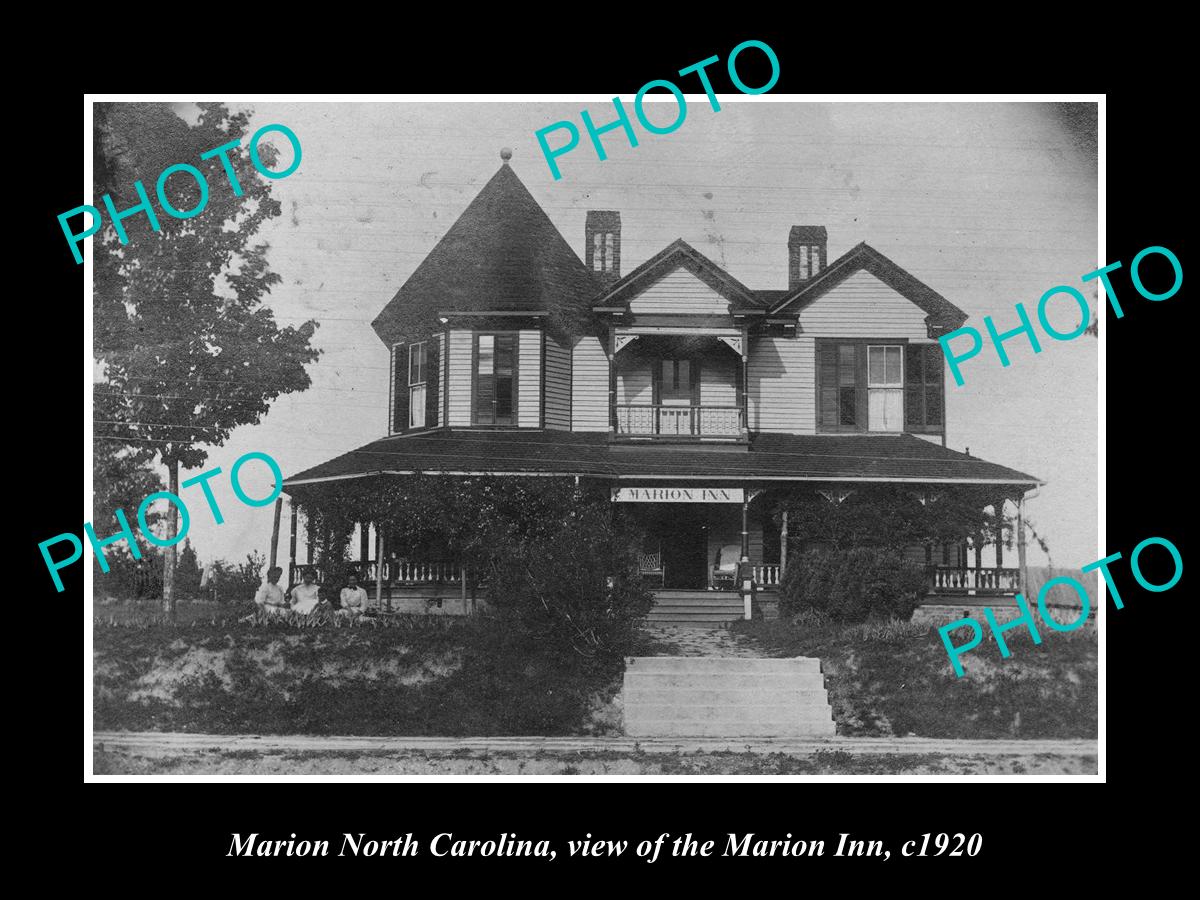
xmin=31 ymin=25 xmax=1184 ymax=885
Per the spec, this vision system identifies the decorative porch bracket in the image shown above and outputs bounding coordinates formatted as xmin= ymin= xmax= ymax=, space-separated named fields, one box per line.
xmin=613 ymin=333 xmax=640 ymax=355
xmin=718 ymin=335 xmax=744 ymax=358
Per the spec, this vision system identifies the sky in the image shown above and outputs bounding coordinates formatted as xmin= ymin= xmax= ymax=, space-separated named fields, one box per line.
xmin=104 ymin=99 xmax=1099 ymax=572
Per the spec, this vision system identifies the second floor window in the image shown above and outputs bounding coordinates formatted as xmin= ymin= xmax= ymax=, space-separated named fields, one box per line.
xmin=867 ymin=345 xmax=903 ymax=432
xmin=409 ymin=342 xmax=427 ymax=429
xmin=474 ymin=333 xmax=517 ymax=425
xmin=819 ymin=340 xmax=944 ymax=434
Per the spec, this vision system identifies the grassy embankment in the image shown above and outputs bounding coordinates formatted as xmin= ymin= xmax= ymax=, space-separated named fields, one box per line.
xmin=94 ymin=601 xmax=632 ymax=736
xmin=731 ymin=613 xmax=1096 ymax=739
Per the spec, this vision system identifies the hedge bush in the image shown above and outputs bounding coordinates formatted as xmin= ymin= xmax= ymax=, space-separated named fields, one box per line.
xmin=780 ymin=548 xmax=928 ymax=622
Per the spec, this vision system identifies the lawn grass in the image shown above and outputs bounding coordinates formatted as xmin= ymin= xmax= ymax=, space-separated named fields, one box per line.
xmin=93 ymin=604 xmax=639 ymax=736
xmin=731 ymin=615 xmax=1096 ymax=739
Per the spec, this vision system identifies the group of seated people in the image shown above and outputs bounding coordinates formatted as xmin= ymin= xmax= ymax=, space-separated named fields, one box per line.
xmin=252 ymin=566 xmax=373 ymax=619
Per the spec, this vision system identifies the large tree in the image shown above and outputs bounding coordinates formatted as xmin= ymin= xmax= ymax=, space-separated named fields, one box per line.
xmin=93 ymin=103 xmax=320 ymax=617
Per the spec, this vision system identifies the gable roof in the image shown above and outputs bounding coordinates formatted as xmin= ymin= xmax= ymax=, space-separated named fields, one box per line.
xmin=371 ymin=163 xmax=598 ymax=347
xmin=592 ymin=239 xmax=766 ymax=313
xmin=768 ymin=242 xmax=968 ymax=332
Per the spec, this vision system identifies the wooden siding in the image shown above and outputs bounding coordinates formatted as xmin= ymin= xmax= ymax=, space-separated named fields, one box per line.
xmin=571 ymin=335 xmax=610 ymax=431
xmin=437 ymin=332 xmax=446 ymax=427
xmin=748 ymin=335 xmax=814 ymax=434
xmin=700 ymin=352 xmax=737 ymax=407
xmin=518 ymin=329 xmax=541 ymax=428
xmin=544 ymin=332 xmax=572 ymax=430
xmin=628 ymin=266 xmax=731 ymax=316
xmin=617 ymin=358 xmax=653 ymax=405
xmin=446 ymin=330 xmax=473 ymax=427
xmin=798 ymin=270 xmax=929 ymax=338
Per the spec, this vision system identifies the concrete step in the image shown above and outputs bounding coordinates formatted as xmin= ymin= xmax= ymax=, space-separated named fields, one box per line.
xmin=626 ymin=657 xmax=822 ymax=673
xmin=624 ymin=687 xmax=829 ymax=705
xmin=626 ymin=704 xmax=834 ymax=724
xmin=626 ymin=719 xmax=837 ymax=738
xmin=622 ymin=655 xmax=836 ymax=738
xmin=626 ymin=673 xmax=827 ymax=691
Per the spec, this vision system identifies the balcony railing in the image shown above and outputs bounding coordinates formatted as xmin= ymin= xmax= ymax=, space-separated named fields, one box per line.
xmin=928 ymin=565 xmax=1021 ymax=595
xmin=615 ymin=404 xmax=745 ymax=437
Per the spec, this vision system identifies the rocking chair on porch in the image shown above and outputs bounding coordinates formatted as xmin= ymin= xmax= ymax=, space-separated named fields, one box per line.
xmin=638 ymin=545 xmax=665 ymax=587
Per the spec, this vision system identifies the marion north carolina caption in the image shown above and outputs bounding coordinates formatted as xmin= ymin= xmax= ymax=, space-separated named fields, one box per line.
xmin=229 ymin=832 xmax=982 ymax=860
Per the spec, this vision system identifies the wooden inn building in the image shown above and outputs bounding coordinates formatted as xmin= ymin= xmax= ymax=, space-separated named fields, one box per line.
xmin=281 ymin=154 xmax=1041 ymax=623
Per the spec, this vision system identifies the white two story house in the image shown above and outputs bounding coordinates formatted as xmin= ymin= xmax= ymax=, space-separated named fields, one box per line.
xmin=283 ymin=154 xmax=1039 ymax=618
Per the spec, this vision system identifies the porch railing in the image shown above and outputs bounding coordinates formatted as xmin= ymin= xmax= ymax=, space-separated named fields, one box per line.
xmin=290 ymin=560 xmax=461 ymax=587
xmin=754 ymin=564 xmax=781 ymax=588
xmin=928 ymin=565 xmax=1021 ymax=595
xmin=614 ymin=404 xmax=745 ymax=437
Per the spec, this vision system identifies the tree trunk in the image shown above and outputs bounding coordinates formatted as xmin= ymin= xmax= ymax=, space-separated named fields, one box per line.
xmin=163 ymin=458 xmax=179 ymax=619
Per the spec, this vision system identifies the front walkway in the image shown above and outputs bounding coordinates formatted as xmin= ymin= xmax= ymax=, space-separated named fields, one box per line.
xmin=640 ymin=623 xmax=767 ymax=658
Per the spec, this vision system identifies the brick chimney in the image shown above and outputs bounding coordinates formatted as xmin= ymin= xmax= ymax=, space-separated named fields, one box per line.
xmin=788 ymin=226 xmax=827 ymax=289
xmin=586 ymin=211 xmax=621 ymax=283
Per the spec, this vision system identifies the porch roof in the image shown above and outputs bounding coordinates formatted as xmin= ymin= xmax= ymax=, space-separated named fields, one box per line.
xmin=283 ymin=430 xmax=1041 ymax=488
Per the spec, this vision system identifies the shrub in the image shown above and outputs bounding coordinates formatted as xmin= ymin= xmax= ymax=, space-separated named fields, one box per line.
xmin=780 ymin=548 xmax=928 ymax=623
xmin=487 ymin=500 xmax=653 ymax=662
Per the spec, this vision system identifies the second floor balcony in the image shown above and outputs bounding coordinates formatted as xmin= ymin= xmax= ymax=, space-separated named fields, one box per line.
xmin=615 ymin=404 xmax=745 ymax=438
xmin=611 ymin=334 xmax=748 ymax=442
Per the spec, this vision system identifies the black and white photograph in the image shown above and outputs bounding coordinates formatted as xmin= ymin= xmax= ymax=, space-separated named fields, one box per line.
xmin=83 ymin=96 xmax=1101 ymax=778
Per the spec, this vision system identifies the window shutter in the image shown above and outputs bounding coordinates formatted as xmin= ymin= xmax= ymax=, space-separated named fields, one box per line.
xmin=925 ymin=344 xmax=944 ymax=427
xmin=392 ymin=345 xmax=409 ymax=433
xmin=425 ymin=338 xmax=440 ymax=427
xmin=904 ymin=344 xmax=922 ymax=430
xmin=854 ymin=344 xmax=868 ymax=431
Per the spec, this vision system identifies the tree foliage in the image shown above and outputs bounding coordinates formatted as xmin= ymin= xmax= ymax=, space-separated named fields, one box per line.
xmin=776 ymin=484 xmax=1011 ymax=555
xmin=779 ymin=548 xmax=928 ymax=622
xmin=291 ymin=476 xmax=652 ymax=658
xmin=92 ymin=102 xmax=321 ymax=611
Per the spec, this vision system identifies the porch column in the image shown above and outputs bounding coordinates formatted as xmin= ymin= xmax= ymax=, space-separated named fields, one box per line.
xmin=994 ymin=497 xmax=1006 ymax=568
xmin=741 ymin=489 xmax=752 ymax=620
xmin=287 ymin=499 xmax=298 ymax=587
xmin=1017 ymin=494 xmax=1029 ymax=596
xmin=305 ymin=514 xmax=314 ymax=565
xmin=374 ymin=525 xmax=384 ymax=611
xmin=779 ymin=509 xmax=788 ymax=578
xmin=269 ymin=496 xmax=282 ymax=570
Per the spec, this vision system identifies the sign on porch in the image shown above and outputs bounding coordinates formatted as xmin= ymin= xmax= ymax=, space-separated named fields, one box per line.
xmin=611 ymin=487 xmax=744 ymax=503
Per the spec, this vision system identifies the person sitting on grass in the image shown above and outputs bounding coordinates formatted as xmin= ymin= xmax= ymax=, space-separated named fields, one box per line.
xmin=289 ymin=567 xmax=322 ymax=615
xmin=339 ymin=571 xmax=370 ymax=618
xmin=253 ymin=566 xmax=288 ymax=617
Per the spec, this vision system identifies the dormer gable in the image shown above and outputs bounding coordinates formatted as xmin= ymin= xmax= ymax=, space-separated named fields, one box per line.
xmin=592 ymin=239 xmax=765 ymax=322
xmin=769 ymin=242 xmax=968 ymax=338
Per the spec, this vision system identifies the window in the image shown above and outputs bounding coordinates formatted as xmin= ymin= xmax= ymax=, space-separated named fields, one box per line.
xmin=867 ymin=345 xmax=903 ymax=432
xmin=818 ymin=343 xmax=862 ymax=431
xmin=408 ymin=341 xmax=427 ymax=429
xmin=905 ymin=343 xmax=945 ymax=432
xmin=818 ymin=340 xmax=905 ymax=432
xmin=474 ymin=333 xmax=517 ymax=425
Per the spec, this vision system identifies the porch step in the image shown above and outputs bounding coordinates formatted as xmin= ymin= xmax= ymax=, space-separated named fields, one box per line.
xmin=623 ymin=656 xmax=835 ymax=737
xmin=648 ymin=591 xmax=782 ymax=626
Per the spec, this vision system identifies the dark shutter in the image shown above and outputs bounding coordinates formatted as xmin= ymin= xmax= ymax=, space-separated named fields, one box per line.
xmin=904 ymin=344 xmax=923 ymax=430
xmin=854 ymin=344 xmax=867 ymax=431
xmin=924 ymin=344 xmax=944 ymax=428
xmin=392 ymin=344 xmax=409 ymax=433
xmin=425 ymin=338 xmax=440 ymax=428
